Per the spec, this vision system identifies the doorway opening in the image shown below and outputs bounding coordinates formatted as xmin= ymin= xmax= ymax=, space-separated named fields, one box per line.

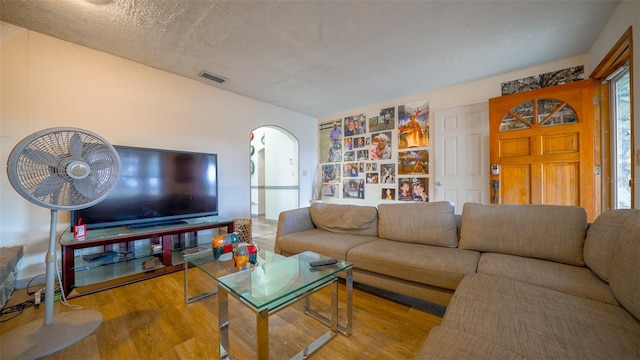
xmin=250 ymin=126 xmax=300 ymax=221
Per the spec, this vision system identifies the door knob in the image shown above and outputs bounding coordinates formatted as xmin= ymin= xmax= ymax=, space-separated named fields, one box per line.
xmin=435 ymin=181 xmax=443 ymax=186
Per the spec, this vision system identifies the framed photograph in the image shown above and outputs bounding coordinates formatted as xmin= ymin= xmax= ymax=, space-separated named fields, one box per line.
xmin=366 ymin=162 xmax=378 ymax=172
xmin=322 ymin=183 xmax=340 ymax=198
xmin=319 ymin=119 xmax=342 ymax=163
xmin=322 ymin=164 xmax=341 ymax=183
xmin=380 ymin=163 xmax=396 ymax=184
xmin=398 ymin=100 xmax=429 ymax=149
xmin=343 ymin=179 xmax=365 ymax=199
xmin=343 ymin=151 xmax=355 ymax=162
xmin=398 ymin=177 xmax=429 ymax=202
xmin=369 ymin=107 xmax=395 ymax=132
xmin=343 ymin=163 xmax=360 ymax=177
xmin=398 ymin=150 xmax=429 ymax=175
xmin=370 ymin=131 xmax=392 ymax=160
xmin=344 ymin=113 xmax=366 ymax=137
xmin=381 ymin=188 xmax=395 ymax=200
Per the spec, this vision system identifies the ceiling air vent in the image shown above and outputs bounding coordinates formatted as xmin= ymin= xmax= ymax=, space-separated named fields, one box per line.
xmin=199 ymin=70 xmax=227 ymax=84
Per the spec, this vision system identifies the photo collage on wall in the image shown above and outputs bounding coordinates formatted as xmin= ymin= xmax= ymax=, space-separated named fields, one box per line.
xmin=318 ymin=101 xmax=430 ymax=202
xmin=397 ymin=100 xmax=429 ymax=202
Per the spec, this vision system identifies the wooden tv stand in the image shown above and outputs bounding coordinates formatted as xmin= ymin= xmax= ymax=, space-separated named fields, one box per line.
xmin=59 ymin=217 xmax=234 ymax=296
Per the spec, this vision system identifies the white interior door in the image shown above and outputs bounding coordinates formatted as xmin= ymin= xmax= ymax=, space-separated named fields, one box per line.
xmin=433 ymin=103 xmax=490 ymax=213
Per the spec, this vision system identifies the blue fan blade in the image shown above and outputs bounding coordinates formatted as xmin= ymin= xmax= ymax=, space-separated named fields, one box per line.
xmin=70 ymin=133 xmax=83 ymax=158
xmin=33 ymin=175 xmax=66 ymax=198
xmin=22 ymin=149 xmax=60 ymax=167
xmin=74 ymin=178 xmax=96 ymax=198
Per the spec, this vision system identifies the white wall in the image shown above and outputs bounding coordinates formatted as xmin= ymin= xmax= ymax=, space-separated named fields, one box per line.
xmin=0 ymin=22 xmax=317 ymax=281
xmin=588 ymin=0 xmax=640 ymax=208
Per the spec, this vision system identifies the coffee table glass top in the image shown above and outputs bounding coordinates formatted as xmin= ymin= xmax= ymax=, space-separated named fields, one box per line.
xmin=217 ymin=251 xmax=352 ymax=312
xmin=183 ymin=247 xmax=285 ymax=279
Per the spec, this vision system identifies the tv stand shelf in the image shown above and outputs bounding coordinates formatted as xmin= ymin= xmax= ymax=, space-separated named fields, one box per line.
xmin=60 ymin=217 xmax=234 ymax=296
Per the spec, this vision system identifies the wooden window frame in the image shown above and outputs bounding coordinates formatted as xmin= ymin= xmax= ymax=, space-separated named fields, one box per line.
xmin=591 ymin=26 xmax=634 ymax=211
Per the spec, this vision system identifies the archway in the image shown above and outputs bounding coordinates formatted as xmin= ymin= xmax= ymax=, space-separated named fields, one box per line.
xmin=250 ymin=126 xmax=300 ymax=220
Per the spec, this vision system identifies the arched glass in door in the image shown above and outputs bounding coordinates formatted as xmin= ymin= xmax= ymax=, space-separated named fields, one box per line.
xmin=499 ymin=98 xmax=578 ymax=131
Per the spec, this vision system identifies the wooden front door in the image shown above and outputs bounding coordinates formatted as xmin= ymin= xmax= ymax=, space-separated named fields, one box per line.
xmin=489 ymin=79 xmax=596 ymax=220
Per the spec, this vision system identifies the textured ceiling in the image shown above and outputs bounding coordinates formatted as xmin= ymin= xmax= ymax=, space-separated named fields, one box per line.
xmin=0 ymin=0 xmax=620 ymax=117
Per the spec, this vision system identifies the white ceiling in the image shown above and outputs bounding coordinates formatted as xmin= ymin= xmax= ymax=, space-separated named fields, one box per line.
xmin=0 ymin=0 xmax=620 ymax=118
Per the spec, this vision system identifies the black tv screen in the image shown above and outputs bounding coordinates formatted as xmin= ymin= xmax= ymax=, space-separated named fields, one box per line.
xmin=71 ymin=146 xmax=218 ymax=229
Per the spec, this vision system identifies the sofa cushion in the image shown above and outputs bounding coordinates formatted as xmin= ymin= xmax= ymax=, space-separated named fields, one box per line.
xmin=416 ymin=326 xmax=525 ymax=360
xmin=276 ymin=207 xmax=315 ymax=236
xmin=584 ymin=209 xmax=639 ymax=282
xmin=346 ymin=239 xmax=480 ymax=290
xmin=608 ymin=211 xmax=640 ymax=320
xmin=477 ymin=253 xmax=618 ymax=305
xmin=440 ymin=273 xmax=640 ymax=359
xmin=459 ymin=202 xmax=587 ymax=265
xmin=276 ymin=229 xmax=377 ymax=259
xmin=309 ymin=203 xmax=378 ymax=237
xmin=377 ymin=202 xmax=458 ymax=247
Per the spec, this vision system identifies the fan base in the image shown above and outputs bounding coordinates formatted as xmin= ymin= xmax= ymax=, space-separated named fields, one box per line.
xmin=1 ymin=309 xmax=102 ymax=360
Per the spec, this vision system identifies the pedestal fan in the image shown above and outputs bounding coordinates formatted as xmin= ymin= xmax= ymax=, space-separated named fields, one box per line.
xmin=2 ymin=127 xmax=121 ymax=359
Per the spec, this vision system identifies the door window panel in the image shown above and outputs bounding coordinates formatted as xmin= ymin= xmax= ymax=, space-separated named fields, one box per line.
xmin=500 ymin=99 xmax=578 ymax=131
xmin=537 ymin=99 xmax=577 ymax=126
xmin=500 ymin=100 xmax=533 ymax=131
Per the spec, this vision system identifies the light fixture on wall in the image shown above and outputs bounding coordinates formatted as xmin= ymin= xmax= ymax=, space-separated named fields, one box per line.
xmin=199 ymin=70 xmax=227 ymax=84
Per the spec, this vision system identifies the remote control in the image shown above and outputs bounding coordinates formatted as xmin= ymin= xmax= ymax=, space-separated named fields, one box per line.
xmin=309 ymin=258 xmax=339 ymax=267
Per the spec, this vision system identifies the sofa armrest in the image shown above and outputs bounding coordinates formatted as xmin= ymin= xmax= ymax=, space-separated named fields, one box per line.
xmin=275 ymin=207 xmax=315 ymax=253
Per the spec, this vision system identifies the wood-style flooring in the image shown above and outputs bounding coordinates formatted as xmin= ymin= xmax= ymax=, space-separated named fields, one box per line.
xmin=0 ymin=216 xmax=442 ymax=359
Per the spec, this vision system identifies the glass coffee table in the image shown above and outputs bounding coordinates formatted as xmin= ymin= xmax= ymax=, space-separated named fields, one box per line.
xmin=182 ymin=247 xmax=285 ymax=303
xmin=216 ymin=251 xmax=353 ymax=359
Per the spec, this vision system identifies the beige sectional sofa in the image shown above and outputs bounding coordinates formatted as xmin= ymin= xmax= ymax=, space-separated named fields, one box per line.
xmin=275 ymin=201 xmax=640 ymax=359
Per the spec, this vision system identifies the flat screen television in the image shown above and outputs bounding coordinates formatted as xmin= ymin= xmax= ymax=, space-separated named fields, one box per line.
xmin=71 ymin=145 xmax=218 ymax=229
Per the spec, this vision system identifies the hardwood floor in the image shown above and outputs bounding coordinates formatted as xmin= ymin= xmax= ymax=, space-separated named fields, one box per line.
xmin=251 ymin=216 xmax=277 ymax=253
xmin=0 ymin=217 xmax=442 ymax=359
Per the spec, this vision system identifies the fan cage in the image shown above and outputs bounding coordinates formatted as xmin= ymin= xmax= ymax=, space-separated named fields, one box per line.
xmin=8 ymin=128 xmax=121 ymax=210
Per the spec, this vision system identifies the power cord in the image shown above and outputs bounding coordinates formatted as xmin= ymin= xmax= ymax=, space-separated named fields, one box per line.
xmin=0 ymin=299 xmax=29 ymax=322
xmin=55 ymin=258 xmax=83 ymax=310
xmin=56 ymin=226 xmax=83 ymax=310
xmin=0 ymin=226 xmax=83 ymax=322
xmin=26 ymin=273 xmax=45 ymax=296
xmin=0 ymin=287 xmax=62 ymax=322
